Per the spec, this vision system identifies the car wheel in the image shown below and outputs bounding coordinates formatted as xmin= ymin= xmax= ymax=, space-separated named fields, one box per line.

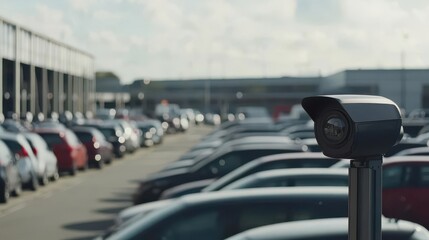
xmin=69 ymin=163 xmax=77 ymax=176
xmin=12 ymin=183 xmax=22 ymax=197
xmin=80 ymin=161 xmax=89 ymax=171
xmin=39 ymin=171 xmax=49 ymax=186
xmin=28 ymin=174 xmax=39 ymax=191
xmin=0 ymin=184 xmax=10 ymax=203
xmin=50 ymin=167 xmax=60 ymax=182
xmin=96 ymin=160 xmax=104 ymax=169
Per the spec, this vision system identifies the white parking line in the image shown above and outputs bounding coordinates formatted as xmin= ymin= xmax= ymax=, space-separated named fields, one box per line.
xmin=0 ymin=203 xmax=26 ymax=218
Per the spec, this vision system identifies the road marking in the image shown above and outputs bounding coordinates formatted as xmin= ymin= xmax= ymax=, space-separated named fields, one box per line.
xmin=0 ymin=203 xmax=26 ymax=218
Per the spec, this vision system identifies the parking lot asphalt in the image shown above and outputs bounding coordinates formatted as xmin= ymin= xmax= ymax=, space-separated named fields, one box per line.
xmin=0 ymin=125 xmax=213 ymax=240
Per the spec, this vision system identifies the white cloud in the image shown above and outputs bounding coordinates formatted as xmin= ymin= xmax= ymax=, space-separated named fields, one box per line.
xmin=89 ymin=30 xmax=129 ymax=53
xmin=6 ymin=0 xmax=429 ymax=83
xmin=8 ymin=4 xmax=78 ymax=48
xmin=92 ymin=10 xmax=122 ymax=21
xmin=69 ymin=0 xmax=98 ymax=13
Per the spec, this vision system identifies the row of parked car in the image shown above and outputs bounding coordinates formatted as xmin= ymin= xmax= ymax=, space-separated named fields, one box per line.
xmin=0 ymin=115 xmax=168 ymax=204
xmin=97 ymin=115 xmax=429 ymax=240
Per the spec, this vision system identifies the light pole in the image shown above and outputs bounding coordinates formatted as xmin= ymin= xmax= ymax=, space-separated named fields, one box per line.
xmin=400 ymin=33 xmax=408 ymax=109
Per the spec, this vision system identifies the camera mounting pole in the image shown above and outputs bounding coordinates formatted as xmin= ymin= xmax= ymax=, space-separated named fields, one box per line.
xmin=302 ymin=95 xmax=403 ymax=240
xmin=349 ymin=156 xmax=383 ymax=240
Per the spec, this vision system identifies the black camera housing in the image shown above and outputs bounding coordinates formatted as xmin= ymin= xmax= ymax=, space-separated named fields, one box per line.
xmin=302 ymin=95 xmax=403 ymax=159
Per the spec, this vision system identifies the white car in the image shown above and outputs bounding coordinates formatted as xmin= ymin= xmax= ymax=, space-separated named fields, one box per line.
xmin=23 ymin=132 xmax=59 ymax=184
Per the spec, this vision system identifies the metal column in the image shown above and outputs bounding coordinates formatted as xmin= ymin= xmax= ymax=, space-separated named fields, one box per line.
xmin=53 ymin=71 xmax=59 ymax=113
xmin=30 ymin=65 xmax=36 ymax=114
xmin=67 ymin=75 xmax=73 ymax=112
xmin=349 ymin=157 xmax=383 ymax=240
xmin=14 ymin=26 xmax=20 ymax=117
xmin=42 ymin=68 xmax=48 ymax=116
xmin=78 ymin=77 xmax=83 ymax=113
xmin=58 ymin=73 xmax=64 ymax=113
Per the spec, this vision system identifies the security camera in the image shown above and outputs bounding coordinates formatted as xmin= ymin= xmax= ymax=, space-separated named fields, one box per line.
xmin=301 ymin=95 xmax=403 ymax=159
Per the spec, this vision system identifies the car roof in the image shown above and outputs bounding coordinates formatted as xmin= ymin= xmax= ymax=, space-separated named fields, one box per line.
xmin=0 ymin=131 xmax=27 ymax=141
xmin=71 ymin=126 xmax=98 ymax=134
xmin=252 ymin=168 xmax=348 ymax=180
xmin=226 ymin=217 xmax=422 ymax=240
xmin=189 ymin=143 xmax=306 ymax=173
xmin=227 ymin=135 xmax=291 ymax=144
xmin=256 ymin=152 xmax=337 ymax=163
xmin=227 ymin=142 xmax=305 ymax=151
xmin=394 ymin=147 xmax=429 ymax=156
xmin=178 ymin=187 xmax=347 ymax=206
xmin=33 ymin=128 xmax=69 ymax=134
xmin=384 ymin=156 xmax=429 ymax=165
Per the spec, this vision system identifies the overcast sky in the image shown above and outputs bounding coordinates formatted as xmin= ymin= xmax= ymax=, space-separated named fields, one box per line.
xmin=1 ymin=0 xmax=429 ymax=83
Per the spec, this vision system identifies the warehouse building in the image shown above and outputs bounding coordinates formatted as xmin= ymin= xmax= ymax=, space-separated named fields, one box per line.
xmin=0 ymin=16 xmax=95 ymax=119
xmin=121 ymin=69 xmax=429 ymax=118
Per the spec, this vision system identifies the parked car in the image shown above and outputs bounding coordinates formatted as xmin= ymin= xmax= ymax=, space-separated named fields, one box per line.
xmin=160 ymin=179 xmax=217 ymax=199
xmin=132 ymin=143 xmax=306 ymax=204
xmin=83 ymin=123 xmax=127 ymax=158
xmin=102 ymin=187 xmax=348 ymax=240
xmin=203 ymin=152 xmax=342 ymax=192
xmin=32 ymin=119 xmax=67 ymax=130
xmin=0 ymin=133 xmax=39 ymax=190
xmin=106 ymin=119 xmax=140 ymax=153
xmin=130 ymin=121 xmax=155 ymax=147
xmin=116 ymin=199 xmax=174 ymax=226
xmin=181 ymin=135 xmax=293 ymax=160
xmin=72 ymin=126 xmax=114 ymax=169
xmin=225 ymin=217 xmax=429 ymax=240
xmin=383 ymin=156 xmax=429 ymax=229
xmin=143 ymin=119 xmax=164 ymax=145
xmin=160 ymin=168 xmax=348 ymax=200
xmin=164 ymin=136 xmax=295 ymax=171
xmin=221 ymin=168 xmax=348 ymax=190
xmin=0 ymin=140 xmax=22 ymax=203
xmin=1 ymin=119 xmax=31 ymax=132
xmin=23 ymin=132 xmax=59 ymax=184
xmin=393 ymin=147 xmax=429 ymax=156
xmin=385 ymin=140 xmax=428 ymax=157
xmin=34 ymin=129 xmax=88 ymax=175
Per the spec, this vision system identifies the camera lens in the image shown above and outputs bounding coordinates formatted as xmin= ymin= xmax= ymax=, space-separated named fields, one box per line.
xmin=324 ymin=117 xmax=346 ymax=142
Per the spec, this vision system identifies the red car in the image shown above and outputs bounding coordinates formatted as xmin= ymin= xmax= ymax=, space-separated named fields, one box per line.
xmin=34 ymin=129 xmax=88 ymax=176
xmin=71 ymin=126 xmax=114 ymax=169
xmin=383 ymin=156 xmax=429 ymax=229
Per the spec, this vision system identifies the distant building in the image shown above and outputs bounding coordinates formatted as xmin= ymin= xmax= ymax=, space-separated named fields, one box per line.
xmin=95 ymin=72 xmax=129 ymax=109
xmin=0 ymin=16 xmax=95 ymax=118
xmin=121 ymin=69 xmax=429 ymax=118
xmin=320 ymin=69 xmax=429 ymax=112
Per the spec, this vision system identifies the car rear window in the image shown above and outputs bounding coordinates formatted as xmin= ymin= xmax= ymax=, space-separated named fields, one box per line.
xmin=38 ymin=133 xmax=64 ymax=146
xmin=75 ymin=132 xmax=93 ymax=143
xmin=2 ymin=139 xmax=22 ymax=154
xmin=98 ymin=128 xmax=116 ymax=138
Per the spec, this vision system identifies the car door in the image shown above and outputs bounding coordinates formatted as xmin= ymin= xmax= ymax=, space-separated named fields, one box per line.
xmin=2 ymin=139 xmax=32 ymax=183
xmin=382 ymin=164 xmax=417 ymax=222
xmin=0 ymin=141 xmax=20 ymax=189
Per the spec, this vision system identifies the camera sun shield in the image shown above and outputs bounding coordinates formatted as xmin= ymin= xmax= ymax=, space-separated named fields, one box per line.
xmin=302 ymin=95 xmax=403 ymax=159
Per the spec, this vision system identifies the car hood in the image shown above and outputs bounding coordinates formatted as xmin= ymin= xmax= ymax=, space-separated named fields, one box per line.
xmin=162 ymin=160 xmax=195 ymax=171
xmin=145 ymin=168 xmax=192 ymax=182
xmin=117 ymin=199 xmax=174 ymax=226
